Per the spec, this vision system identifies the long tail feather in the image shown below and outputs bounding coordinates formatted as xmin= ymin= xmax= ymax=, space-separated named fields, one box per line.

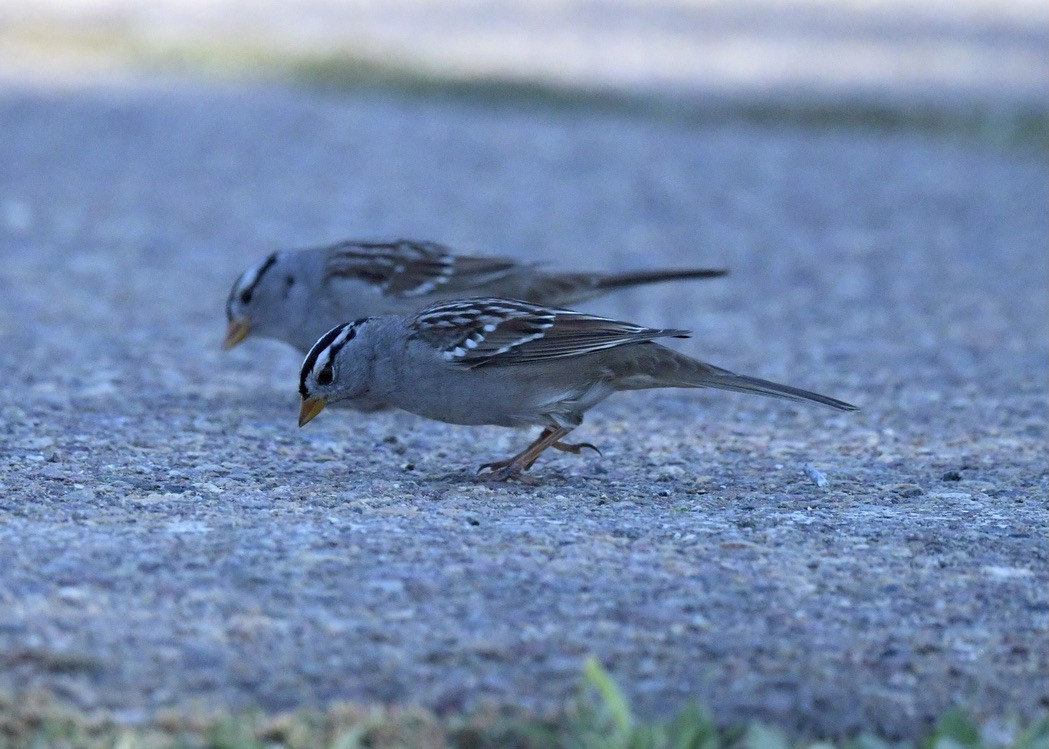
xmin=698 ymin=370 xmax=859 ymax=411
xmin=595 ymin=267 xmax=728 ymax=291
xmin=636 ymin=347 xmax=858 ymax=411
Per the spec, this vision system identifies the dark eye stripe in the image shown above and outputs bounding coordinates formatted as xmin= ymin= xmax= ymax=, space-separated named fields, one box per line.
xmin=298 ymin=320 xmax=366 ymax=397
xmin=300 ymin=324 xmax=348 ymax=397
xmin=227 ymin=252 xmax=278 ymax=318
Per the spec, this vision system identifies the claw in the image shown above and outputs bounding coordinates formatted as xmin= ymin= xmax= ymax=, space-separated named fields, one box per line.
xmin=552 ymin=440 xmax=602 ymax=457
xmin=477 ymin=459 xmax=511 ymax=475
xmin=476 ymin=462 xmax=534 ymax=483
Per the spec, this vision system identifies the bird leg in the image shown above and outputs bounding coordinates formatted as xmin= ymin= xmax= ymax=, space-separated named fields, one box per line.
xmin=478 ymin=427 xmax=603 ymax=480
xmin=477 ymin=426 xmax=573 ymax=481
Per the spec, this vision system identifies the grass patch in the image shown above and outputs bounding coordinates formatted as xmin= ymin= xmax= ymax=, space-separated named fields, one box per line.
xmin=1 ymin=659 xmax=1046 ymax=749
xmin=285 ymin=54 xmax=1048 ymax=151
xmin=2 ymin=27 xmax=1047 ymax=151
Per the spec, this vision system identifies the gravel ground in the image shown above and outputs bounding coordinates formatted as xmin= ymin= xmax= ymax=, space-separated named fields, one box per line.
xmin=0 ymin=80 xmax=1046 ymax=737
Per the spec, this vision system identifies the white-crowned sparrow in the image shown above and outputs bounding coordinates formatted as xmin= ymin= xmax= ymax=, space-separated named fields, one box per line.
xmin=223 ymin=239 xmax=727 ymax=352
xmin=297 ymin=298 xmax=858 ymax=481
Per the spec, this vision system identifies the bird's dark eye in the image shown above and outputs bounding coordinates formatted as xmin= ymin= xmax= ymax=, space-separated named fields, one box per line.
xmin=239 ymin=289 xmax=252 ymax=304
xmin=317 ymin=365 xmax=333 ymax=386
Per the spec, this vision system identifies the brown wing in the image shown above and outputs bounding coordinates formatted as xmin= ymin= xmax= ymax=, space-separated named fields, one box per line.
xmin=324 ymin=240 xmax=524 ymax=298
xmin=413 ymin=298 xmax=690 ymax=368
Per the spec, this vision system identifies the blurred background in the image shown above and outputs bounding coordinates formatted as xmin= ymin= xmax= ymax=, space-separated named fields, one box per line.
xmin=2 ymin=0 xmax=1046 ymax=107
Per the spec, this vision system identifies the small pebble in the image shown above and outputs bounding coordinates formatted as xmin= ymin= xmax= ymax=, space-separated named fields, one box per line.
xmin=802 ymin=463 xmax=828 ymax=487
xmin=61 ymin=488 xmax=96 ymax=503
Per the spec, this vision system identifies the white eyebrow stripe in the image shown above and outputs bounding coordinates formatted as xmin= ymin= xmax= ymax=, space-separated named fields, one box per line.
xmin=309 ymin=323 xmax=359 ymax=379
xmin=239 ymin=253 xmax=279 ymax=295
xmin=236 ymin=264 xmax=262 ymax=294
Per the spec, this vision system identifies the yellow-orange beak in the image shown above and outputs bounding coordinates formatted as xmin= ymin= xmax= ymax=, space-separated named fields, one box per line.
xmin=298 ymin=396 xmax=327 ymax=427
xmin=222 ymin=319 xmax=251 ymax=350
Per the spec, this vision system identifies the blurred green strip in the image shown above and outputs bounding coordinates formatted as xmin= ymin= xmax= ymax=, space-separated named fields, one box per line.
xmin=1 ymin=660 xmax=1047 ymax=749
xmin=287 ymin=54 xmax=1048 ymax=151
xmin=3 ymin=28 xmax=1046 ymax=150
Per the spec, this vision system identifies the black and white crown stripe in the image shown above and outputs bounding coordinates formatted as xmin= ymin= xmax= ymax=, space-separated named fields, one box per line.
xmin=299 ymin=318 xmax=367 ymax=396
xmin=226 ymin=252 xmax=278 ymax=318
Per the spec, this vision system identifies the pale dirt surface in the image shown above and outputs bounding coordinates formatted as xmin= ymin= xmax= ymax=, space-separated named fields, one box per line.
xmin=0 ymin=77 xmax=1045 ymax=736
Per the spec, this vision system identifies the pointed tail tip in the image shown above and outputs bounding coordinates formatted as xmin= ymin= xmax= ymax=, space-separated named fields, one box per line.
xmin=700 ymin=371 xmax=860 ymax=413
xmin=700 ymin=267 xmax=729 ymax=278
xmin=664 ymin=268 xmax=728 ymax=279
xmin=664 ymin=267 xmax=729 ymax=280
xmin=596 ymin=267 xmax=729 ymax=290
xmin=785 ymin=388 xmax=859 ymax=412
